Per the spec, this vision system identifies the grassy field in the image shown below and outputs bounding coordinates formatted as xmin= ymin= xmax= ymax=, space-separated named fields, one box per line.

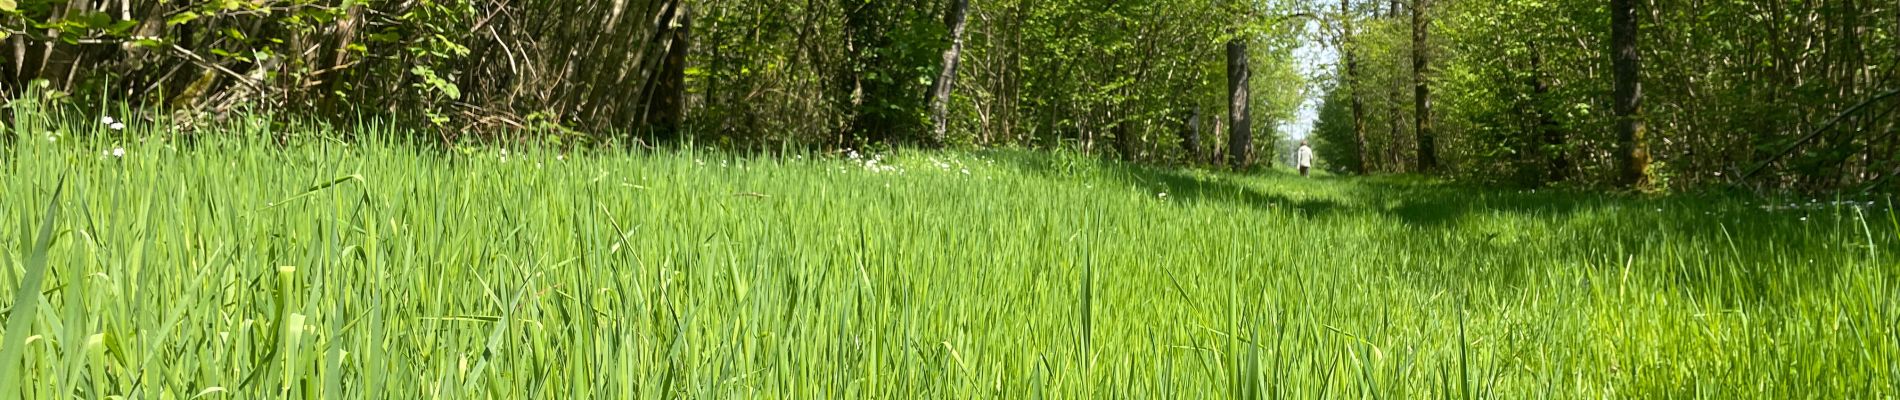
xmin=2 ymin=121 xmax=1898 ymax=398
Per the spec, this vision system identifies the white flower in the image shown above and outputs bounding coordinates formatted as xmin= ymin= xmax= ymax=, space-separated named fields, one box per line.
xmin=110 ymin=147 xmax=124 ymax=158
xmin=109 ymin=122 xmax=126 ymax=131
xmin=102 ymin=116 xmax=116 ymax=125
xmin=1800 ymin=216 xmax=1808 ymax=222
xmin=960 ymin=168 xmax=970 ymax=175
xmin=46 ymin=135 xmax=56 ymax=143
xmin=1158 ymin=192 xmax=1169 ymax=198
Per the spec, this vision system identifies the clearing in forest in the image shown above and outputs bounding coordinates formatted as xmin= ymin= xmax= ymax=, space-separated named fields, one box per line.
xmin=1 ymin=135 xmax=1896 ymax=398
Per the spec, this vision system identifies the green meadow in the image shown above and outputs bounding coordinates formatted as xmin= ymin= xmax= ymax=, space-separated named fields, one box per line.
xmin=2 ymin=122 xmax=1897 ymax=398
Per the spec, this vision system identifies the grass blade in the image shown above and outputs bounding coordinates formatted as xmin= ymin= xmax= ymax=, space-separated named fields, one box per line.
xmin=1 ymin=175 xmax=66 ymax=395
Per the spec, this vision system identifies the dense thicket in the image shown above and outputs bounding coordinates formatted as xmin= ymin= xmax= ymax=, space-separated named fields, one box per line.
xmin=692 ymin=0 xmax=1312 ymax=165
xmin=2 ymin=0 xmax=694 ymax=142
xmin=1311 ymin=0 xmax=1900 ymax=192
xmin=3 ymin=0 xmax=1313 ymax=167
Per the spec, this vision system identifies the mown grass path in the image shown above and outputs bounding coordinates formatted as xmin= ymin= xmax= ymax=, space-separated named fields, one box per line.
xmin=2 ymin=137 xmax=1896 ymax=398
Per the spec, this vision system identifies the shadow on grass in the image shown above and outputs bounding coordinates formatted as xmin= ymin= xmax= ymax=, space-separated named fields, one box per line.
xmin=982 ymin=149 xmax=1607 ymax=226
xmin=1342 ymin=177 xmax=1609 ymax=228
xmin=981 ymin=149 xmax=1899 ymax=306
xmin=979 ymin=150 xmax=1351 ymax=218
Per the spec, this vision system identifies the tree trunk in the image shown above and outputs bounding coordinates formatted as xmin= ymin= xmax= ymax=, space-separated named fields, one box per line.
xmin=1179 ymin=107 xmax=1203 ymax=163
xmin=642 ymin=0 xmax=692 ymax=142
xmin=1612 ymin=0 xmax=1650 ymax=187
xmin=1227 ymin=37 xmax=1253 ymax=170
xmin=1411 ymin=0 xmax=1438 ymax=172
xmin=1343 ymin=0 xmax=1368 ymax=174
xmin=1386 ymin=0 xmax=1406 ymax=172
xmin=928 ymin=0 xmax=973 ymax=145
xmin=1529 ymin=40 xmax=1568 ymax=182
xmin=1114 ymin=112 xmax=1136 ymax=161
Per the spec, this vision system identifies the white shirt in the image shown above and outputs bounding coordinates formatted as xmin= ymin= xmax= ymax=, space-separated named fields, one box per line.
xmin=1297 ymin=145 xmax=1313 ymax=168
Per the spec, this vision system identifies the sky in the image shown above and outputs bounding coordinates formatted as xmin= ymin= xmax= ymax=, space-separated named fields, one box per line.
xmin=1279 ymin=21 xmax=1338 ymax=141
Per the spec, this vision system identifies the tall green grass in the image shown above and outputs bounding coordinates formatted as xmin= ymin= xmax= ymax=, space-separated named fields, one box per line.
xmin=1 ymin=114 xmax=1896 ymax=398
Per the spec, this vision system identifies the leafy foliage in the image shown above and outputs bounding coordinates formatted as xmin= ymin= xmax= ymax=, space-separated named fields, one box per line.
xmin=1313 ymin=0 xmax=1900 ymax=192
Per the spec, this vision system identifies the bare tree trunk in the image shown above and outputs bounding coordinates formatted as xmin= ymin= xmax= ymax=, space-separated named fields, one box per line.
xmin=1228 ymin=37 xmax=1253 ymax=170
xmin=1411 ymin=0 xmax=1437 ymax=172
xmin=928 ymin=0 xmax=973 ymax=145
xmin=1343 ymin=0 xmax=1368 ymax=174
xmin=1612 ymin=0 xmax=1650 ymax=187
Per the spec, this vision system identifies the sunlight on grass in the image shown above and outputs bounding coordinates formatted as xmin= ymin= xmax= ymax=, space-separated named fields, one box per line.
xmin=1 ymin=118 xmax=1896 ymax=398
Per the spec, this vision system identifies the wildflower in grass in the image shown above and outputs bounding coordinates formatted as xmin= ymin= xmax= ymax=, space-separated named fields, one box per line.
xmin=109 ymin=121 xmax=126 ymax=131
xmin=103 ymin=147 xmax=125 ymax=158
xmin=961 ymin=168 xmax=970 ymax=175
xmin=102 ymin=115 xmax=117 ymax=125
xmin=1158 ymin=192 xmax=1168 ymax=198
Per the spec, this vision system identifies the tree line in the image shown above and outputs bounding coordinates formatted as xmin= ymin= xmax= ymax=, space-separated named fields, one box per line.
xmin=1310 ymin=0 xmax=1900 ymax=192
xmin=4 ymin=0 xmax=1319 ymax=169
xmin=9 ymin=0 xmax=1895 ymax=192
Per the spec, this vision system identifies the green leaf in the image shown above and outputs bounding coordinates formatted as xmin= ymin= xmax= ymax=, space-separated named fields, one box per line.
xmin=0 ymin=176 xmax=66 ymax=395
xmin=167 ymin=11 xmax=200 ymax=26
xmin=131 ymin=37 xmax=166 ymax=49
xmin=107 ymin=20 xmax=138 ymax=34
xmin=74 ymin=11 xmax=112 ymax=29
xmin=0 ymin=0 xmax=16 ymax=13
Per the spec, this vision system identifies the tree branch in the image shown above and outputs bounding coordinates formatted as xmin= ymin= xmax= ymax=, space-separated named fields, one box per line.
xmin=1740 ymin=87 xmax=1900 ymax=182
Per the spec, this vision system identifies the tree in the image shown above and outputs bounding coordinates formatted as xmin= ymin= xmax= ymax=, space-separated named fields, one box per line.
xmin=1341 ymin=0 xmax=1369 ymax=174
xmin=928 ymin=0 xmax=974 ymax=145
xmin=1411 ymin=0 xmax=1437 ymax=172
xmin=1528 ymin=40 xmax=1568 ymax=183
xmin=1228 ymin=35 xmax=1254 ymax=169
xmin=644 ymin=0 xmax=693 ymax=142
xmin=840 ymin=0 xmax=939 ymax=146
xmin=1611 ymin=0 xmax=1648 ymax=188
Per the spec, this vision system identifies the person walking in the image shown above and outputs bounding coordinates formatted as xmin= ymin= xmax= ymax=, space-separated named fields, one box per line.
xmin=1296 ymin=140 xmax=1314 ymax=177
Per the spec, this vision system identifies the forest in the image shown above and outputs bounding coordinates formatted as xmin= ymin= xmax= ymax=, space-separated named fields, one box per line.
xmin=2 ymin=0 xmax=1899 ymax=398
xmin=8 ymin=0 xmax=1888 ymax=191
